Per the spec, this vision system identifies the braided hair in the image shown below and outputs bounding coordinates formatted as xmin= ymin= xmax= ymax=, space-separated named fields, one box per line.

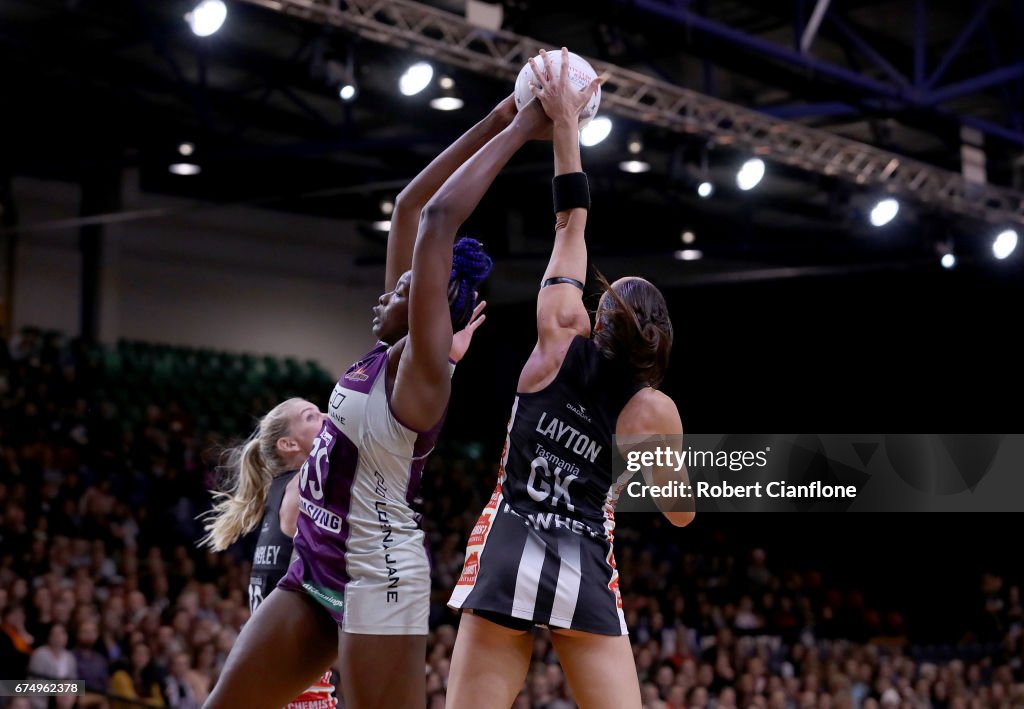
xmin=448 ymin=237 xmax=493 ymax=329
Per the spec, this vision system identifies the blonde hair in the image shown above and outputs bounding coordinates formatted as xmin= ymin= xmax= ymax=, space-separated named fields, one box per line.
xmin=199 ymin=398 xmax=304 ymax=551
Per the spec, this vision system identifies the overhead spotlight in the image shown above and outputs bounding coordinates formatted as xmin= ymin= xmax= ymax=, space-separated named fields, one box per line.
xmin=168 ymin=163 xmax=201 ymax=176
xmin=681 ymin=230 xmax=696 ymax=244
xmin=399 ymin=62 xmax=434 ymax=96
xmin=869 ymin=198 xmax=900 ymax=227
xmin=178 ymin=142 xmax=195 ymax=157
xmin=697 ymin=181 xmax=714 ymax=198
xmin=430 ymin=75 xmax=463 ymax=110
xmin=185 ymin=0 xmax=227 ymax=37
xmin=941 ymin=253 xmax=957 ymax=269
xmin=619 ymin=160 xmax=651 ymax=174
xmin=674 ymin=249 xmax=703 ymax=261
xmin=580 ymin=117 xmax=612 ymax=147
xmin=627 ymin=136 xmax=643 ymax=155
xmin=380 ymin=199 xmax=394 ymax=216
xmin=327 ymin=50 xmax=359 ymax=103
xmin=372 ymin=220 xmax=392 ymax=232
xmin=993 ymin=229 xmax=1018 ymax=260
xmin=430 ymin=96 xmax=464 ymax=111
xmin=736 ymin=158 xmax=765 ymax=191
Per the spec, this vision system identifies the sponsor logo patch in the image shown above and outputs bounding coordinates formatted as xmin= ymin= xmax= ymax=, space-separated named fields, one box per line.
xmin=565 ymin=402 xmax=592 ymax=423
xmin=300 ymin=497 xmax=343 ymax=534
xmin=467 ymin=515 xmax=491 ymax=547
xmin=484 ymin=486 xmax=501 ymax=511
xmin=457 ymin=552 xmax=480 ymax=586
xmin=302 ymin=581 xmax=345 ymax=611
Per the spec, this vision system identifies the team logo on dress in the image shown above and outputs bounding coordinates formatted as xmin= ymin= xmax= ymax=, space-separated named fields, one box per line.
xmin=457 ymin=552 xmax=480 ymax=586
xmin=565 ymin=402 xmax=592 ymax=423
xmin=467 ymin=515 xmax=491 ymax=547
xmin=344 ymin=367 xmax=369 ymax=382
xmin=484 ymin=485 xmax=501 ymax=511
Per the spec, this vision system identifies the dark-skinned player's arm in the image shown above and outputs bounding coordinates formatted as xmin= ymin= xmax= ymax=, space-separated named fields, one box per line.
xmin=384 ymin=96 xmax=517 ymax=293
xmin=390 ymin=102 xmax=552 ymax=431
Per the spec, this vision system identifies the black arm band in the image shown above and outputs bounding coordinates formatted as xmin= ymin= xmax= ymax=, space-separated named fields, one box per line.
xmin=541 ymin=276 xmax=584 ymax=291
xmin=552 ymin=172 xmax=590 ymax=214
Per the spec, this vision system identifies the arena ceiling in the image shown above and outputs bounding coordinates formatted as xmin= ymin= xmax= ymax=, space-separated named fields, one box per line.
xmin=3 ymin=0 xmax=1023 ymax=283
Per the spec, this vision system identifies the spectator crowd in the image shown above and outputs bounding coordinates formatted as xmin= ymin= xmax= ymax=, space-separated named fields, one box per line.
xmin=1 ymin=328 xmax=1022 ymax=708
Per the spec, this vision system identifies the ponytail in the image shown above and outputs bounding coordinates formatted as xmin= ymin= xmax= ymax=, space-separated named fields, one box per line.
xmin=199 ymin=398 xmax=302 ymax=551
xmin=593 ymin=273 xmax=673 ymax=388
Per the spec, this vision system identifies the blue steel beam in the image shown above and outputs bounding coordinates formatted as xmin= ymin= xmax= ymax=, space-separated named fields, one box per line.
xmin=928 ymin=63 xmax=1024 ymax=105
xmin=924 ymin=0 xmax=995 ymax=88
xmin=761 ymin=100 xmax=1024 ymax=146
xmin=625 ymin=0 xmax=1023 ymax=144
xmin=982 ymin=22 xmax=1023 ymax=136
xmin=627 ymin=0 xmax=908 ymax=101
xmin=760 ymin=101 xmax=861 ymax=119
xmin=826 ymin=14 xmax=909 ymax=89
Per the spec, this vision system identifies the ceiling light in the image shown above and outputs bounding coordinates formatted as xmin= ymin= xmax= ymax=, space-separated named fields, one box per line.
xmin=168 ymin=163 xmax=201 ymax=176
xmin=399 ymin=62 xmax=434 ymax=96
xmin=736 ymin=158 xmax=765 ymax=191
xmin=869 ymin=198 xmax=900 ymax=227
xmin=186 ymin=0 xmax=227 ymax=37
xmin=619 ymin=160 xmax=651 ymax=174
xmin=429 ymin=96 xmax=464 ymax=111
xmin=993 ymin=229 xmax=1018 ymax=260
xmin=674 ymin=249 xmax=703 ymax=261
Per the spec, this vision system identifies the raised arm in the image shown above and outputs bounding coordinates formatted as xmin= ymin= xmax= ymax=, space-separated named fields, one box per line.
xmin=519 ymin=48 xmax=602 ymax=393
xmin=390 ymin=101 xmax=552 ymax=431
xmin=384 ymin=96 xmax=517 ymax=292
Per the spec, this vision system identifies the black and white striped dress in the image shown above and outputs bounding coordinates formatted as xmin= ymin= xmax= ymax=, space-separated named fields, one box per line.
xmin=449 ymin=336 xmax=644 ymax=635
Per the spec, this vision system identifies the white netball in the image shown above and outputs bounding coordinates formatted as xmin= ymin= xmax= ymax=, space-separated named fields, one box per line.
xmin=514 ymin=50 xmax=602 ymax=128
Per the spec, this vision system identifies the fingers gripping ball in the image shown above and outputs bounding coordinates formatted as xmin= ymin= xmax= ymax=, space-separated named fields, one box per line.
xmin=514 ymin=50 xmax=601 ymax=128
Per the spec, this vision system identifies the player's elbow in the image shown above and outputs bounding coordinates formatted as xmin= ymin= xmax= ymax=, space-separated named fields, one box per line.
xmin=393 ymin=189 xmax=420 ymax=216
xmin=419 ymin=199 xmax=456 ymax=237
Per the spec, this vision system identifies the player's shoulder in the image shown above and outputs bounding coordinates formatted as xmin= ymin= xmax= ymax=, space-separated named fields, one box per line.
xmin=618 ymin=387 xmax=681 ymax=434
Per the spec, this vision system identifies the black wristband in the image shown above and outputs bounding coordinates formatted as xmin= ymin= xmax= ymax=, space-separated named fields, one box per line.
xmin=541 ymin=276 xmax=584 ymax=291
xmin=552 ymin=172 xmax=590 ymax=214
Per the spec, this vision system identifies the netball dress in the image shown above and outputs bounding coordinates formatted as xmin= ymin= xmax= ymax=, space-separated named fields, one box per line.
xmin=279 ymin=341 xmax=449 ymax=635
xmin=449 ymin=336 xmax=644 ymax=635
xmin=249 ymin=471 xmax=296 ymax=613
xmin=249 ymin=472 xmax=337 ymax=709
